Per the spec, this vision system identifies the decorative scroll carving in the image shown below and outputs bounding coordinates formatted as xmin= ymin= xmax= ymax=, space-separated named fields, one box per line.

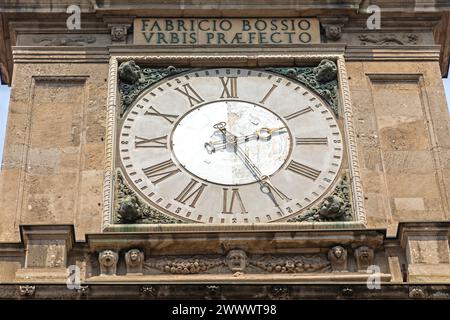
xmin=266 ymin=59 xmax=338 ymax=115
xmin=144 ymin=256 xmax=224 ymax=274
xmin=99 ymin=250 xmax=118 ymax=276
xmin=125 ymin=249 xmax=144 ymax=275
xmin=118 ymin=61 xmax=188 ymax=115
xmin=359 ymin=33 xmax=419 ymax=45
xmin=287 ymin=174 xmax=352 ymax=222
xmin=250 ymin=254 xmax=331 ymax=273
xmin=328 ymin=246 xmax=348 ymax=272
xmin=354 ymin=246 xmax=374 ymax=271
xmin=18 ymin=285 xmax=35 ymax=297
xmin=115 ymin=170 xmax=185 ymax=224
xmin=33 ymin=35 xmax=96 ymax=46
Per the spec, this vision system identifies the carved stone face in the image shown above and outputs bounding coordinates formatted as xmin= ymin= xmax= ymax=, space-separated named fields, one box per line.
xmin=99 ymin=250 xmax=117 ymax=267
xmin=226 ymin=249 xmax=247 ymax=272
xmin=333 ymin=246 xmax=344 ymax=259
xmin=112 ymin=27 xmax=126 ymax=41
xmin=326 ymin=25 xmax=342 ymax=40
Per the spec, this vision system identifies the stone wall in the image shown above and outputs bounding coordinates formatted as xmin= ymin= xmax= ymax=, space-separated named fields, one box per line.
xmin=347 ymin=61 xmax=450 ymax=235
xmin=0 ymin=63 xmax=108 ymax=241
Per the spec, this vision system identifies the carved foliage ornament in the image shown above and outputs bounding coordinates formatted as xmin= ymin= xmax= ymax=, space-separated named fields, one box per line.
xmin=118 ymin=61 xmax=188 ymax=115
xmin=115 ymin=170 xmax=184 ymax=224
xmin=266 ymin=59 xmax=339 ymax=115
xmin=287 ymin=174 xmax=353 ymax=222
xmin=358 ymin=33 xmax=419 ymax=45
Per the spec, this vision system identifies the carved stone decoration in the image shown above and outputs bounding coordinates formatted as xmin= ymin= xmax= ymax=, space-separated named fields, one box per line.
xmin=358 ymin=33 xmax=419 ymax=45
xmin=226 ymin=249 xmax=248 ymax=273
xmin=409 ymin=287 xmax=426 ymax=299
xmin=341 ymin=287 xmax=353 ymax=297
xmin=354 ymin=246 xmax=374 ymax=271
xmin=266 ymin=59 xmax=339 ymax=115
xmin=118 ymin=60 xmax=145 ymax=85
xmin=287 ymin=174 xmax=352 ymax=222
xmin=76 ymin=285 xmax=89 ymax=296
xmin=118 ymin=61 xmax=188 ymax=115
xmin=115 ymin=171 xmax=185 ymax=224
xmin=250 ymin=254 xmax=331 ymax=273
xmin=269 ymin=286 xmax=290 ymax=299
xmin=328 ymin=246 xmax=348 ymax=272
xmin=125 ymin=249 xmax=144 ymax=275
xmin=98 ymin=250 xmax=118 ymax=276
xmin=324 ymin=24 xmax=343 ymax=41
xmin=144 ymin=256 xmax=224 ymax=274
xmin=205 ymin=285 xmax=222 ymax=300
xmin=18 ymin=285 xmax=35 ymax=297
xmin=141 ymin=285 xmax=157 ymax=296
xmin=33 ymin=35 xmax=96 ymax=46
xmin=111 ymin=25 xmax=128 ymax=42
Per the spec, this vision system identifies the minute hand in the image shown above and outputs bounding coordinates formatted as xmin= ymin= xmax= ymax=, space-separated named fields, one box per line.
xmin=234 ymin=144 xmax=290 ymax=201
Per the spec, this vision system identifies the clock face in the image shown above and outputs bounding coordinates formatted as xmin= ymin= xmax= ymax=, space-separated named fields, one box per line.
xmin=118 ymin=68 xmax=343 ymax=223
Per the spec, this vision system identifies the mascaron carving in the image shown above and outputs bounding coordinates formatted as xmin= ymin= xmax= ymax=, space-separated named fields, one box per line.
xmin=125 ymin=249 xmax=144 ymax=274
xmin=226 ymin=249 xmax=248 ymax=272
xmin=328 ymin=245 xmax=348 ymax=272
xmin=111 ymin=25 xmax=128 ymax=42
xmin=324 ymin=24 xmax=343 ymax=41
xmin=354 ymin=246 xmax=374 ymax=271
xmin=267 ymin=59 xmax=338 ymax=115
xmin=118 ymin=60 xmax=188 ymax=115
xmin=287 ymin=174 xmax=352 ymax=222
xmin=99 ymin=250 xmax=118 ymax=276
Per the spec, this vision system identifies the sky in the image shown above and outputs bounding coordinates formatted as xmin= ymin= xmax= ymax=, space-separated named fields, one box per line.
xmin=0 ymin=71 xmax=450 ymax=165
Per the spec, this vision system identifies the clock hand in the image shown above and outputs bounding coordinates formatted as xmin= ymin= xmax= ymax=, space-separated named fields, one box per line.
xmin=204 ymin=126 xmax=287 ymax=154
xmin=212 ymin=122 xmax=290 ymax=201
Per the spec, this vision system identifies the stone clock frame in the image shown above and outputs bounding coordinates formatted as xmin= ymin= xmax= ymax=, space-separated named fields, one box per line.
xmin=102 ymin=54 xmax=367 ymax=232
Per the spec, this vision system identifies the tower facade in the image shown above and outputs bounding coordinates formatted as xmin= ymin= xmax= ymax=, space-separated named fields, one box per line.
xmin=0 ymin=0 xmax=449 ymax=299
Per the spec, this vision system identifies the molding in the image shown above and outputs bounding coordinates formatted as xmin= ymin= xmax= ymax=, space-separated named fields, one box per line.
xmin=345 ymin=45 xmax=441 ymax=61
xmin=12 ymin=46 xmax=109 ymax=63
xmin=2 ymin=283 xmax=448 ymax=299
xmin=337 ymin=56 xmax=366 ymax=226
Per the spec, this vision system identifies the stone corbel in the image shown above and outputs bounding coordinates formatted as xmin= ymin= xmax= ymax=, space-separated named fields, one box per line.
xmin=15 ymin=225 xmax=75 ymax=282
xmin=319 ymin=16 xmax=349 ymax=41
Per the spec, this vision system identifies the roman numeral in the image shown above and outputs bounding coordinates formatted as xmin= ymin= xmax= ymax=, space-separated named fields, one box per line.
xmin=296 ymin=137 xmax=328 ymax=145
xmin=134 ymin=135 xmax=167 ymax=149
xmin=142 ymin=159 xmax=180 ymax=185
xmin=174 ymin=179 xmax=207 ymax=208
xmin=284 ymin=106 xmax=313 ymax=120
xmin=286 ymin=160 xmax=321 ymax=180
xmin=144 ymin=106 xmax=178 ymax=124
xmin=219 ymin=77 xmax=238 ymax=98
xmin=259 ymin=84 xmax=278 ymax=104
xmin=174 ymin=83 xmax=204 ymax=107
xmin=222 ymin=188 xmax=247 ymax=214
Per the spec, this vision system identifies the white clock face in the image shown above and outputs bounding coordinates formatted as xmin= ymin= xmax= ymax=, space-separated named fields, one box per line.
xmin=119 ymin=68 xmax=343 ymax=223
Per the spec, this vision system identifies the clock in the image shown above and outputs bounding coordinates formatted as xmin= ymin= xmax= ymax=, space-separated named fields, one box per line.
xmin=118 ymin=68 xmax=343 ymax=223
